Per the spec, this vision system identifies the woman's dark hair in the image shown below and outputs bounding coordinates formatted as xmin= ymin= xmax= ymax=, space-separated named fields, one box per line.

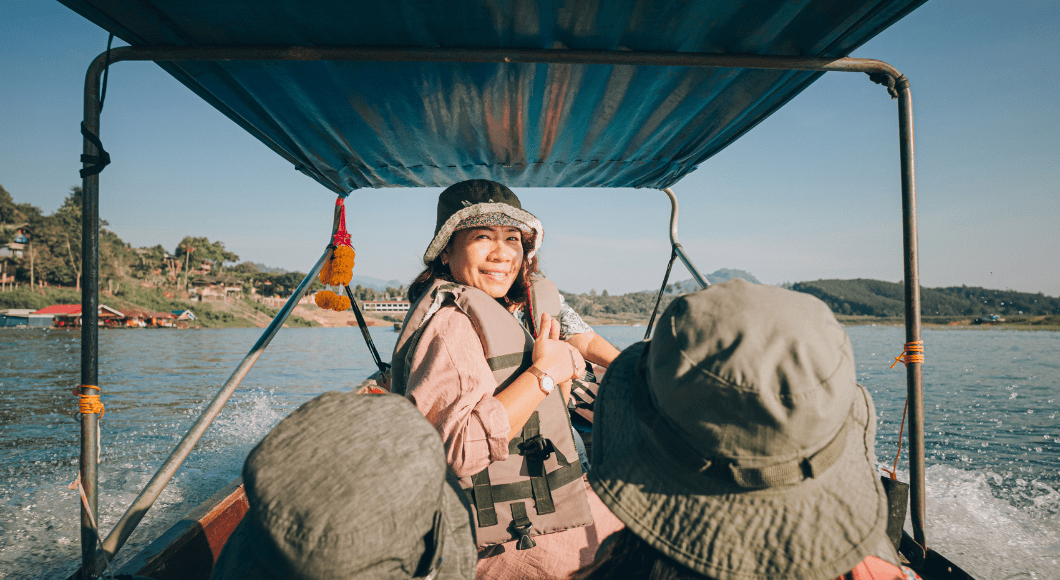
xmin=570 ymin=528 xmax=712 ymax=580
xmin=407 ymin=230 xmax=540 ymax=310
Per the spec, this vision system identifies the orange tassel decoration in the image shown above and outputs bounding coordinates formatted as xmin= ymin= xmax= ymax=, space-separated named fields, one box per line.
xmin=314 ymin=289 xmax=352 ymax=312
xmin=320 ymin=197 xmax=356 ymax=287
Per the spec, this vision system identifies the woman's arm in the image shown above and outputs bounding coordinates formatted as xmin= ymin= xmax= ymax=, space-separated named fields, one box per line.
xmin=495 ymin=312 xmax=582 ymax=440
xmin=405 ymin=309 xmax=581 ymax=477
xmin=555 ymin=295 xmax=620 ymax=368
xmin=405 ymin=307 xmax=514 ymax=477
xmin=566 ymin=331 xmax=620 ymax=368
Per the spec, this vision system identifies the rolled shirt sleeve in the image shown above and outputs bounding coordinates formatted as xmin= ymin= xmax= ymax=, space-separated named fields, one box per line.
xmin=404 ymin=306 xmax=511 ymax=478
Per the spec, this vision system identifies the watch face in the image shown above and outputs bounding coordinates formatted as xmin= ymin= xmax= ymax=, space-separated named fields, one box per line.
xmin=541 ymin=376 xmax=555 ymax=394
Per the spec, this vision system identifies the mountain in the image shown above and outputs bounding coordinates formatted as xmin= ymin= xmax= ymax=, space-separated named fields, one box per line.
xmin=350 ymin=275 xmax=406 ymax=291
xmin=656 ymin=268 xmax=761 ymax=293
xmin=791 ymin=279 xmax=1060 ymax=317
xmin=249 ymin=265 xmax=402 ymax=292
xmin=251 ymin=263 xmax=288 ymax=274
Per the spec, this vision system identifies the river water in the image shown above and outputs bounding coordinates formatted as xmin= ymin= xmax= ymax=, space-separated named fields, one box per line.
xmin=1 ymin=325 xmax=1058 ymax=579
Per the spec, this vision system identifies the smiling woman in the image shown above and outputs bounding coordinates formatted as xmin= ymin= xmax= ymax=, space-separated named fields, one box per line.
xmin=392 ymin=180 xmax=623 ymax=580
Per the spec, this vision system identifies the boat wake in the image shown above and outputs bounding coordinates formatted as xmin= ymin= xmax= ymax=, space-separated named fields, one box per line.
xmin=907 ymin=464 xmax=1060 ymax=580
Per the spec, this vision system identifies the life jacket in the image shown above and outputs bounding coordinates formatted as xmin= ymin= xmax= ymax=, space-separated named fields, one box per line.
xmin=842 ymin=555 xmax=915 ymax=580
xmin=391 ymin=277 xmax=593 ymax=550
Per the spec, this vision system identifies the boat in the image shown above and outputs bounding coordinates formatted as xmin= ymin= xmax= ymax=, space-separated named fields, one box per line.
xmin=53 ymin=0 xmax=973 ymax=578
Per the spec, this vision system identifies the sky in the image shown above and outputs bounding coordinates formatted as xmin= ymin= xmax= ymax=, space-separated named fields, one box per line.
xmin=1 ymin=0 xmax=1057 ymax=296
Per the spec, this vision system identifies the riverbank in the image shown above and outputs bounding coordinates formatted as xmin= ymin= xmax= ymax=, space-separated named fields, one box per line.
xmin=835 ymin=314 xmax=1060 ymax=331
xmin=0 ymin=286 xmax=396 ymax=329
xmin=4 ymin=286 xmax=1057 ymax=330
xmin=584 ymin=313 xmax=1060 ymax=331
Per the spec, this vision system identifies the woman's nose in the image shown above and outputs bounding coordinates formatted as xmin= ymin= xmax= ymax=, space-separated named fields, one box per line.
xmin=487 ymin=240 xmax=516 ymax=262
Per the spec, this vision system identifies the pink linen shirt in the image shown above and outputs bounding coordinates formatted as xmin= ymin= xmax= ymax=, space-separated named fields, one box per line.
xmin=405 ymin=305 xmax=512 ymax=477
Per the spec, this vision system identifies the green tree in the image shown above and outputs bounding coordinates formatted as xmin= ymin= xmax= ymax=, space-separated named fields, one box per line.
xmin=0 ymin=184 xmax=38 ymax=224
xmin=25 ymin=187 xmax=92 ymax=290
xmin=174 ymin=236 xmax=240 ymax=272
xmin=230 ymin=261 xmax=260 ymax=274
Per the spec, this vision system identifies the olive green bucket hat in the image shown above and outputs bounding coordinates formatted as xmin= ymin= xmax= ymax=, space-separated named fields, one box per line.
xmin=588 ymin=280 xmax=898 ymax=580
xmin=423 ymin=179 xmax=543 ymax=265
xmin=211 ymin=391 xmax=477 ymax=580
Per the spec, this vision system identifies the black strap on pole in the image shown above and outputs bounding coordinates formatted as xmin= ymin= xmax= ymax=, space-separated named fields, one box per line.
xmin=100 ymin=34 xmax=114 ymax=110
xmin=644 ymin=244 xmax=679 ymax=340
xmin=80 ymin=123 xmax=111 ymax=178
xmin=342 ymin=284 xmax=389 ymax=375
xmin=80 ymin=34 xmax=115 ymax=180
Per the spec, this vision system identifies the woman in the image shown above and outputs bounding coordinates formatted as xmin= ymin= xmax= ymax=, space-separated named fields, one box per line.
xmin=575 ymin=280 xmax=920 ymax=580
xmin=390 ymin=179 xmax=623 ymax=580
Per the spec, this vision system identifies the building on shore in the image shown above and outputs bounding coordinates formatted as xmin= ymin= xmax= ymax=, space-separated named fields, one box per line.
xmin=32 ymin=304 xmax=125 ymax=327
xmin=361 ymin=299 xmax=411 ymax=314
xmin=0 ymin=309 xmax=53 ymax=327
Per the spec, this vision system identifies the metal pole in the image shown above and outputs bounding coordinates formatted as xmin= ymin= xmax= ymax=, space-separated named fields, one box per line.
xmin=896 ymin=77 xmax=926 ymax=551
xmin=78 ymin=49 xmax=104 ymax=580
xmin=88 ymin=45 xmax=903 ymax=80
xmin=661 ymin=188 xmax=709 ymax=289
xmin=84 ymin=248 xmax=331 ymax=570
xmin=342 ymin=284 xmax=388 ymax=374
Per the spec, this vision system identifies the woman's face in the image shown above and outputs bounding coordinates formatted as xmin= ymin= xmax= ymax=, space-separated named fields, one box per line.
xmin=441 ymin=226 xmax=524 ymax=298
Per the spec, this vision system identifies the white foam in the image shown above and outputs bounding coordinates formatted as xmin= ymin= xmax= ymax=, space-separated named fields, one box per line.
xmin=907 ymin=464 xmax=1060 ymax=579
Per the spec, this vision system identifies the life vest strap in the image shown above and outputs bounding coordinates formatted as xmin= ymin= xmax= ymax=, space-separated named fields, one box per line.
xmin=471 ymin=469 xmax=498 ymax=527
xmin=521 ymin=413 xmax=556 ymax=514
xmin=509 ymin=502 xmax=537 ymax=550
xmin=487 ymin=351 xmax=531 ymax=372
xmin=465 ymin=461 xmax=583 ymax=506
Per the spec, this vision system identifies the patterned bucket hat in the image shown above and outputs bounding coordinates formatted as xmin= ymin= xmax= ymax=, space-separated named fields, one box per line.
xmin=588 ymin=280 xmax=899 ymax=580
xmin=422 ymin=179 xmax=543 ymax=265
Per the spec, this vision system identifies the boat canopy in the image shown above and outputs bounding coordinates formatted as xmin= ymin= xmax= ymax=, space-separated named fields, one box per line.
xmin=58 ymin=0 xmax=924 ymax=193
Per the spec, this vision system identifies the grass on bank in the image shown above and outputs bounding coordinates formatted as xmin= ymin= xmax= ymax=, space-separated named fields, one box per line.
xmin=0 ymin=285 xmax=316 ymax=328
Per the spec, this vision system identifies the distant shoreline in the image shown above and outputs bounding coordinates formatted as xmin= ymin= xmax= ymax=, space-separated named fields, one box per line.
xmin=583 ymin=314 xmax=1060 ymax=331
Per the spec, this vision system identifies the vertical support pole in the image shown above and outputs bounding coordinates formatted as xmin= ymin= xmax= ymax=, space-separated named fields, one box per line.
xmin=79 ymin=58 xmax=103 ymax=580
xmin=896 ymin=77 xmax=926 ymax=550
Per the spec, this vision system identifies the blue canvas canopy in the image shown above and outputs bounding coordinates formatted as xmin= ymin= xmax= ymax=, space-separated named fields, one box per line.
xmin=58 ymin=0 xmax=925 ymax=194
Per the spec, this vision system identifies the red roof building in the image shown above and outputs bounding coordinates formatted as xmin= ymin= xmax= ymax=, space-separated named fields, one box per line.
xmin=32 ymin=304 xmax=125 ymax=327
xmin=33 ymin=304 xmax=82 ymax=315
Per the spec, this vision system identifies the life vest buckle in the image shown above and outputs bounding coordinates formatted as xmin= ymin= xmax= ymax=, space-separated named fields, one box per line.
xmin=518 ymin=435 xmax=554 ymax=461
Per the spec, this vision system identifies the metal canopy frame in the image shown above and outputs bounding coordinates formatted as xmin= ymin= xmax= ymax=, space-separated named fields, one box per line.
xmin=76 ymin=46 xmax=925 ymax=578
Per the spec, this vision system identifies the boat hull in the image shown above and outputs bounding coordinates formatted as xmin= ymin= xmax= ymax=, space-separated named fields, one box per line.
xmin=113 ymin=478 xmax=248 ymax=580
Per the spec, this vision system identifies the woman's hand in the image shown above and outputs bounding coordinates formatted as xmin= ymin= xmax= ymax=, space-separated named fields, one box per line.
xmin=531 ymin=313 xmax=583 ymax=397
xmin=498 ymin=312 xmax=584 ymax=439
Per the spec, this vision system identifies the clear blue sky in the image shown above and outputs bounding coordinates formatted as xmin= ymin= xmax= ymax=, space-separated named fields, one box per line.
xmin=2 ymin=0 xmax=1057 ymax=296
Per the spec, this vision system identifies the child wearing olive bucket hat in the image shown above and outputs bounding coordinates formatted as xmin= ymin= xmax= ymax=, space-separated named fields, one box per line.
xmin=210 ymin=391 xmax=477 ymax=580
xmin=578 ymin=280 xmax=918 ymax=580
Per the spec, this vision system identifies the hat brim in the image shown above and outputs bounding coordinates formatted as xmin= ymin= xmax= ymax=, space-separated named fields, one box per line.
xmin=588 ymin=342 xmax=897 ymax=580
xmin=211 ymin=478 xmax=476 ymax=580
xmin=423 ymin=203 xmax=543 ymax=265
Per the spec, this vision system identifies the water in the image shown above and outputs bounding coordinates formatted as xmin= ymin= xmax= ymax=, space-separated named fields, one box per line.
xmin=1 ymin=326 xmax=1058 ymax=579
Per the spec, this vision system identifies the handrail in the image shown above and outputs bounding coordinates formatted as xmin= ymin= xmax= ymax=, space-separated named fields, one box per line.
xmin=86 ymin=45 xmax=903 ymax=80
xmin=661 ymin=188 xmax=710 ymax=290
xmin=78 ymin=43 xmax=923 ymax=576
